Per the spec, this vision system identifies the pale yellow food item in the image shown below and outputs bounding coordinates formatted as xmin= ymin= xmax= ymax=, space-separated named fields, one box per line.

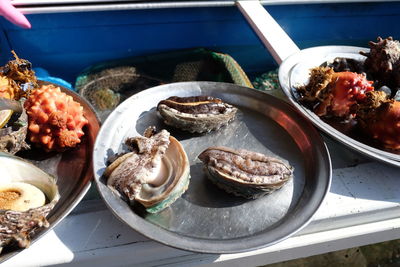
xmin=0 ymin=182 xmax=46 ymax=211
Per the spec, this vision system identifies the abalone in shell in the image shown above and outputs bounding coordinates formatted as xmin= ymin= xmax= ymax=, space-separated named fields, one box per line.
xmin=0 ymin=152 xmax=60 ymax=252
xmin=157 ymin=95 xmax=237 ymax=133
xmin=104 ymin=127 xmax=190 ymax=213
xmin=198 ymin=146 xmax=293 ymax=199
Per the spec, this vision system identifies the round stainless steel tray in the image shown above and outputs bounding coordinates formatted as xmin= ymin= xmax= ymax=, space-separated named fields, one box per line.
xmin=279 ymin=46 xmax=400 ymax=167
xmin=93 ymin=81 xmax=331 ymax=253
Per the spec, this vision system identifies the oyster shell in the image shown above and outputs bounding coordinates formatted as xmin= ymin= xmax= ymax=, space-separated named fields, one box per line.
xmin=198 ymin=147 xmax=293 ymax=199
xmin=157 ymin=95 xmax=237 ymax=133
xmin=0 ymin=152 xmax=60 ymax=251
xmin=104 ymin=127 xmax=190 ymax=213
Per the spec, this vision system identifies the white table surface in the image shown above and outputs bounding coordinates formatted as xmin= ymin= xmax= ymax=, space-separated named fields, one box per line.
xmin=3 ymin=136 xmax=400 ymax=267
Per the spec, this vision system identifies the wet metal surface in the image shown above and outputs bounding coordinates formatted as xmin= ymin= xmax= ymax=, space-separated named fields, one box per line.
xmin=93 ymin=81 xmax=331 ymax=253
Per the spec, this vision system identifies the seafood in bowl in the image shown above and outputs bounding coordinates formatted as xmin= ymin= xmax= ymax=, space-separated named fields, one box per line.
xmin=0 ymin=52 xmax=99 ymax=261
xmin=104 ymin=127 xmax=190 ymax=213
xmin=297 ymin=37 xmax=400 ymax=152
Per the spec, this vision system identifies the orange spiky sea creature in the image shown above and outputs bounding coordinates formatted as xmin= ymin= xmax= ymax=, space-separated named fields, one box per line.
xmin=298 ymin=67 xmax=374 ymax=118
xmin=357 ymin=91 xmax=400 ymax=150
xmin=24 ymin=84 xmax=88 ymax=151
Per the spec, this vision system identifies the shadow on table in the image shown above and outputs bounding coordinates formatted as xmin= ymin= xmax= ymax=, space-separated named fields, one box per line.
xmin=51 ymin=202 xmax=220 ymax=265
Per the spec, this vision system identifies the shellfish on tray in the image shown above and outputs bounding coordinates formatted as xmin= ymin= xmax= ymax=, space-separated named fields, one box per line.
xmin=198 ymin=147 xmax=294 ymax=199
xmin=0 ymin=152 xmax=60 ymax=253
xmin=104 ymin=126 xmax=190 ymax=213
xmin=157 ymin=95 xmax=237 ymax=133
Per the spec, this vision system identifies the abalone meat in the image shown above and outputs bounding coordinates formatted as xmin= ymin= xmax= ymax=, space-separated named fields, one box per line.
xmin=198 ymin=147 xmax=293 ymax=199
xmin=0 ymin=152 xmax=60 ymax=252
xmin=157 ymin=95 xmax=237 ymax=133
xmin=104 ymin=127 xmax=190 ymax=213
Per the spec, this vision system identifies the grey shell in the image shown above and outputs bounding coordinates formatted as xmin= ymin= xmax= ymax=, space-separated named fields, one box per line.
xmin=198 ymin=146 xmax=294 ymax=199
xmin=157 ymin=96 xmax=237 ymax=133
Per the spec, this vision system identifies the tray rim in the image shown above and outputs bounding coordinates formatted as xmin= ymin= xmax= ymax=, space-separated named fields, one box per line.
xmin=92 ymin=81 xmax=332 ymax=254
xmin=279 ymin=45 xmax=400 ymax=167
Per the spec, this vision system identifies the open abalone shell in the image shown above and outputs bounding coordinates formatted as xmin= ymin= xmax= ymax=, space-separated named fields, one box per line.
xmin=198 ymin=146 xmax=293 ymax=199
xmin=104 ymin=127 xmax=190 ymax=213
xmin=0 ymin=152 xmax=60 ymax=252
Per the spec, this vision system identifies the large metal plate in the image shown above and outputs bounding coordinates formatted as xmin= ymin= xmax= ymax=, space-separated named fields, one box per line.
xmin=279 ymin=46 xmax=400 ymax=167
xmin=93 ymin=81 xmax=331 ymax=253
xmin=0 ymin=81 xmax=100 ymax=263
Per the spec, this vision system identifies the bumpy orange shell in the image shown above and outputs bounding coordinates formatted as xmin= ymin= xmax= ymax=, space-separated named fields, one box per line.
xmin=365 ymin=100 xmax=400 ymax=150
xmin=299 ymin=67 xmax=374 ymax=118
xmin=24 ymin=84 xmax=88 ymax=151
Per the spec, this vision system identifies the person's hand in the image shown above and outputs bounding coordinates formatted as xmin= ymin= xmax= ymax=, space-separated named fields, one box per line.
xmin=0 ymin=0 xmax=31 ymax=29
